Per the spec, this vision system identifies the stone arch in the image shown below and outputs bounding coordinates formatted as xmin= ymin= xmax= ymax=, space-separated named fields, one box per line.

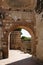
xmin=2 ymin=19 xmax=36 ymax=58
xmin=10 ymin=25 xmax=36 ymax=54
xmin=3 ymin=9 xmax=36 ymax=58
xmin=0 ymin=0 xmax=38 ymax=59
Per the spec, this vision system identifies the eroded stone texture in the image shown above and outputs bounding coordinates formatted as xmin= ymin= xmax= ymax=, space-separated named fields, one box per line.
xmin=1 ymin=10 xmax=36 ymax=59
xmin=36 ymin=12 xmax=43 ymax=60
xmin=0 ymin=0 xmax=43 ymax=61
xmin=0 ymin=11 xmax=36 ymax=59
xmin=10 ymin=31 xmax=26 ymax=51
xmin=10 ymin=31 xmax=22 ymax=49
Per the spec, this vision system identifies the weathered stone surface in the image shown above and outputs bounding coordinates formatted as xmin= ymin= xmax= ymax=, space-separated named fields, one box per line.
xmin=36 ymin=12 xmax=43 ymax=60
xmin=0 ymin=0 xmax=43 ymax=61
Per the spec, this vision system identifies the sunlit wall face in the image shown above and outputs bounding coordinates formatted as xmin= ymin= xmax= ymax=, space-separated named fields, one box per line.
xmin=21 ymin=29 xmax=31 ymax=38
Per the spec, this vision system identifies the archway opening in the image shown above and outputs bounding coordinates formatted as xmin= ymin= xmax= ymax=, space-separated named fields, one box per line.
xmin=10 ymin=28 xmax=32 ymax=54
xmin=8 ymin=27 xmax=33 ymax=60
xmin=7 ymin=28 xmax=33 ymax=63
xmin=21 ymin=29 xmax=32 ymax=53
xmin=0 ymin=26 xmax=35 ymax=64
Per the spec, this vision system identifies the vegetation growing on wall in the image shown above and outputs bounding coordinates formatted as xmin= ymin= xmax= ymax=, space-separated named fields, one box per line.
xmin=21 ymin=36 xmax=31 ymax=41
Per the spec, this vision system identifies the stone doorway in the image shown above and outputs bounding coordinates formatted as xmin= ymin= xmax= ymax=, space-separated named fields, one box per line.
xmin=8 ymin=26 xmax=36 ymax=56
xmin=9 ymin=28 xmax=32 ymax=54
xmin=2 ymin=25 xmax=36 ymax=59
xmin=1 ymin=18 xmax=36 ymax=59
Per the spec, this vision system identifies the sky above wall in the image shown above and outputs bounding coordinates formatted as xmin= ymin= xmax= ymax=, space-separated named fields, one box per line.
xmin=21 ymin=29 xmax=31 ymax=38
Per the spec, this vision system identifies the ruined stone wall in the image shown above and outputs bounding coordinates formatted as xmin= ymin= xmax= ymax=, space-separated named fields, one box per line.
xmin=22 ymin=40 xmax=32 ymax=53
xmin=36 ymin=12 xmax=43 ymax=60
xmin=10 ymin=31 xmax=22 ymax=49
xmin=0 ymin=0 xmax=38 ymax=59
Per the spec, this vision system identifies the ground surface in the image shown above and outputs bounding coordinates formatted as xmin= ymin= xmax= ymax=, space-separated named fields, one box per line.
xmin=0 ymin=50 xmax=32 ymax=65
xmin=0 ymin=50 xmax=43 ymax=65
